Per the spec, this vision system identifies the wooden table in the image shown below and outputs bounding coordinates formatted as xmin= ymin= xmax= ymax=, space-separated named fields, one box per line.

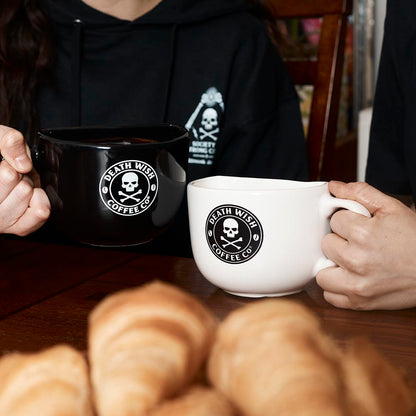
xmin=1 ymin=236 xmax=415 ymax=389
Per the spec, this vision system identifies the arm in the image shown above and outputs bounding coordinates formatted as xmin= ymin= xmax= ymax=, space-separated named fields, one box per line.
xmin=316 ymin=180 xmax=416 ymax=310
xmin=365 ymin=0 xmax=410 ymax=194
xmin=0 ymin=125 xmax=50 ymax=236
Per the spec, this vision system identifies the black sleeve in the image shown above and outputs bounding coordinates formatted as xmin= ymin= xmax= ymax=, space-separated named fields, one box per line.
xmin=365 ymin=0 xmax=409 ymax=194
xmin=212 ymin=25 xmax=308 ymax=181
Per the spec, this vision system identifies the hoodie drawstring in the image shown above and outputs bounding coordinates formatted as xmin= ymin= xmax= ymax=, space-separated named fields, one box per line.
xmin=71 ymin=19 xmax=83 ymax=126
xmin=162 ymin=24 xmax=178 ymax=123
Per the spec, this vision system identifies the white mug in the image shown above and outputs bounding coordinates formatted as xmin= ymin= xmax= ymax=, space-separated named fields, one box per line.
xmin=187 ymin=176 xmax=370 ymax=297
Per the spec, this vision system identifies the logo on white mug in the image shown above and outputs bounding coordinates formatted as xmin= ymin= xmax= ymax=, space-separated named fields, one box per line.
xmin=205 ymin=204 xmax=263 ymax=264
xmin=99 ymin=160 xmax=158 ymax=216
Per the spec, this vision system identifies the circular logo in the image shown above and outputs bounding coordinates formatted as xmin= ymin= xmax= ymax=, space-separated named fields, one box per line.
xmin=205 ymin=204 xmax=263 ymax=264
xmin=99 ymin=160 xmax=158 ymax=216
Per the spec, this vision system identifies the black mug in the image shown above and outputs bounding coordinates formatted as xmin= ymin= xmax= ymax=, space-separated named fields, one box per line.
xmin=33 ymin=124 xmax=190 ymax=247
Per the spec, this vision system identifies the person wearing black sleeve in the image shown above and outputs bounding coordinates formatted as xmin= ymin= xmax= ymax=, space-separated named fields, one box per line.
xmin=0 ymin=0 xmax=307 ymax=256
xmin=365 ymin=0 xmax=416 ymax=200
xmin=315 ymin=0 xmax=416 ymax=311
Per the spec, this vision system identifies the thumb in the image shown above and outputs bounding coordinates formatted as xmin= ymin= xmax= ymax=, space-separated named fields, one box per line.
xmin=328 ymin=181 xmax=402 ymax=215
xmin=0 ymin=126 xmax=32 ymax=173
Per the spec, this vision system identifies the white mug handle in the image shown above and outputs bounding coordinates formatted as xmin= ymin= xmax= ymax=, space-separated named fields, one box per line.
xmin=312 ymin=194 xmax=371 ymax=276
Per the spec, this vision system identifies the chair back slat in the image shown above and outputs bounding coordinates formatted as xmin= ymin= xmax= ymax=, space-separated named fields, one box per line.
xmin=265 ymin=0 xmax=353 ymax=180
xmin=267 ymin=0 xmax=352 ymax=19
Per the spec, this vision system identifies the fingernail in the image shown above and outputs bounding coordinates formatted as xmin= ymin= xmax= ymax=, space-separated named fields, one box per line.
xmin=15 ymin=154 xmax=31 ymax=171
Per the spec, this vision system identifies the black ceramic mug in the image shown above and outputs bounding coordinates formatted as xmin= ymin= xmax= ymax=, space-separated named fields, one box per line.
xmin=33 ymin=124 xmax=190 ymax=247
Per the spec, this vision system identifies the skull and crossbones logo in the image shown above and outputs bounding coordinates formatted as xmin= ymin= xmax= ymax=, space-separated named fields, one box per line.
xmin=198 ymin=108 xmax=219 ymax=141
xmin=206 ymin=205 xmax=263 ymax=264
xmin=99 ymin=159 xmax=158 ymax=217
xmin=118 ymin=172 xmax=142 ymax=203
xmin=220 ymin=218 xmax=243 ymax=249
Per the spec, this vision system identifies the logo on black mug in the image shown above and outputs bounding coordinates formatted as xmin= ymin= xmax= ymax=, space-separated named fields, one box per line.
xmin=205 ymin=204 xmax=263 ymax=264
xmin=99 ymin=160 xmax=158 ymax=216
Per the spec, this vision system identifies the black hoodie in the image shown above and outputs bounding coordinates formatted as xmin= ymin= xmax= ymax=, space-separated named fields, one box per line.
xmin=37 ymin=0 xmax=308 ymax=256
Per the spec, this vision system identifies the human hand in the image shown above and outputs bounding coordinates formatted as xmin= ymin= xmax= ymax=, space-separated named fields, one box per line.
xmin=0 ymin=126 xmax=50 ymax=236
xmin=316 ymin=181 xmax=416 ymax=310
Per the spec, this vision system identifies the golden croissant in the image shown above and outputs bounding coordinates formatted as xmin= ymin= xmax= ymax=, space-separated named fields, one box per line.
xmin=207 ymin=298 xmax=413 ymax=416
xmin=149 ymin=384 xmax=235 ymax=416
xmin=0 ymin=344 xmax=93 ymax=416
xmin=88 ymin=281 xmax=217 ymax=416
xmin=341 ymin=337 xmax=414 ymax=416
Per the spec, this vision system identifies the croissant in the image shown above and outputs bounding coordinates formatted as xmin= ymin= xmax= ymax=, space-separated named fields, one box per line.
xmin=207 ymin=299 xmax=346 ymax=416
xmin=149 ymin=384 xmax=235 ymax=416
xmin=342 ymin=337 xmax=414 ymax=416
xmin=88 ymin=280 xmax=217 ymax=416
xmin=0 ymin=344 xmax=93 ymax=416
xmin=208 ymin=298 xmax=415 ymax=416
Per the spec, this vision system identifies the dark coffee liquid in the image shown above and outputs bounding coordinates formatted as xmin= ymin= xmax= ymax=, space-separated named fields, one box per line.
xmin=82 ymin=137 xmax=159 ymax=145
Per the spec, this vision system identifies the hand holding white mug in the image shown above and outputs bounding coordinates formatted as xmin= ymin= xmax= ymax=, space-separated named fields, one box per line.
xmin=316 ymin=181 xmax=416 ymax=311
xmin=188 ymin=176 xmax=370 ymax=298
xmin=0 ymin=125 xmax=50 ymax=236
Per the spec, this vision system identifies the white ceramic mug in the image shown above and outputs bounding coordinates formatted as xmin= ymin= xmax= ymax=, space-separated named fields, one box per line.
xmin=187 ymin=176 xmax=371 ymax=297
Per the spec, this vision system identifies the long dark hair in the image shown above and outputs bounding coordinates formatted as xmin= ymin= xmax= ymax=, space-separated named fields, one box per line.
xmin=0 ymin=0 xmax=52 ymax=142
xmin=0 ymin=0 xmax=280 ymax=142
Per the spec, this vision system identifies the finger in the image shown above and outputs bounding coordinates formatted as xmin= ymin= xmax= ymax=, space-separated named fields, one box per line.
xmin=322 ymin=285 xmax=416 ymax=310
xmin=316 ymin=267 xmax=366 ymax=309
xmin=6 ymin=188 xmax=50 ymax=236
xmin=317 ymin=263 xmax=355 ymax=308
xmin=316 ymin=264 xmax=347 ymax=294
xmin=0 ymin=160 xmax=22 ymax=203
xmin=329 ymin=208 xmax=370 ymax=242
xmin=0 ymin=180 xmax=33 ymax=231
xmin=317 ymin=257 xmax=416 ymax=310
xmin=329 ymin=181 xmax=403 ymax=216
xmin=322 ymin=291 xmax=355 ymax=310
xmin=0 ymin=126 xmax=32 ymax=173
xmin=321 ymin=232 xmax=349 ymax=267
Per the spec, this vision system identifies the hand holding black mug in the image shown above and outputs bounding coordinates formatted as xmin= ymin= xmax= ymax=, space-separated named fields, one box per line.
xmin=0 ymin=125 xmax=50 ymax=236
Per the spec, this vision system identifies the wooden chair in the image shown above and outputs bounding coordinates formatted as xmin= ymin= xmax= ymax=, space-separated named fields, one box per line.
xmin=265 ymin=0 xmax=353 ymax=180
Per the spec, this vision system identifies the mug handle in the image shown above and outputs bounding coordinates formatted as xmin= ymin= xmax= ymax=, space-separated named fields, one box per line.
xmin=312 ymin=194 xmax=371 ymax=276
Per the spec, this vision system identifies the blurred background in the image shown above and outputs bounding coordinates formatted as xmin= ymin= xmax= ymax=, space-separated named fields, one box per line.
xmin=274 ymin=0 xmax=386 ymax=182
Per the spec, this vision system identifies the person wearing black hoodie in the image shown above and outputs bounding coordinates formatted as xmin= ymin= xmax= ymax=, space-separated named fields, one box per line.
xmin=0 ymin=0 xmax=307 ymax=255
xmin=315 ymin=0 xmax=416 ymax=311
